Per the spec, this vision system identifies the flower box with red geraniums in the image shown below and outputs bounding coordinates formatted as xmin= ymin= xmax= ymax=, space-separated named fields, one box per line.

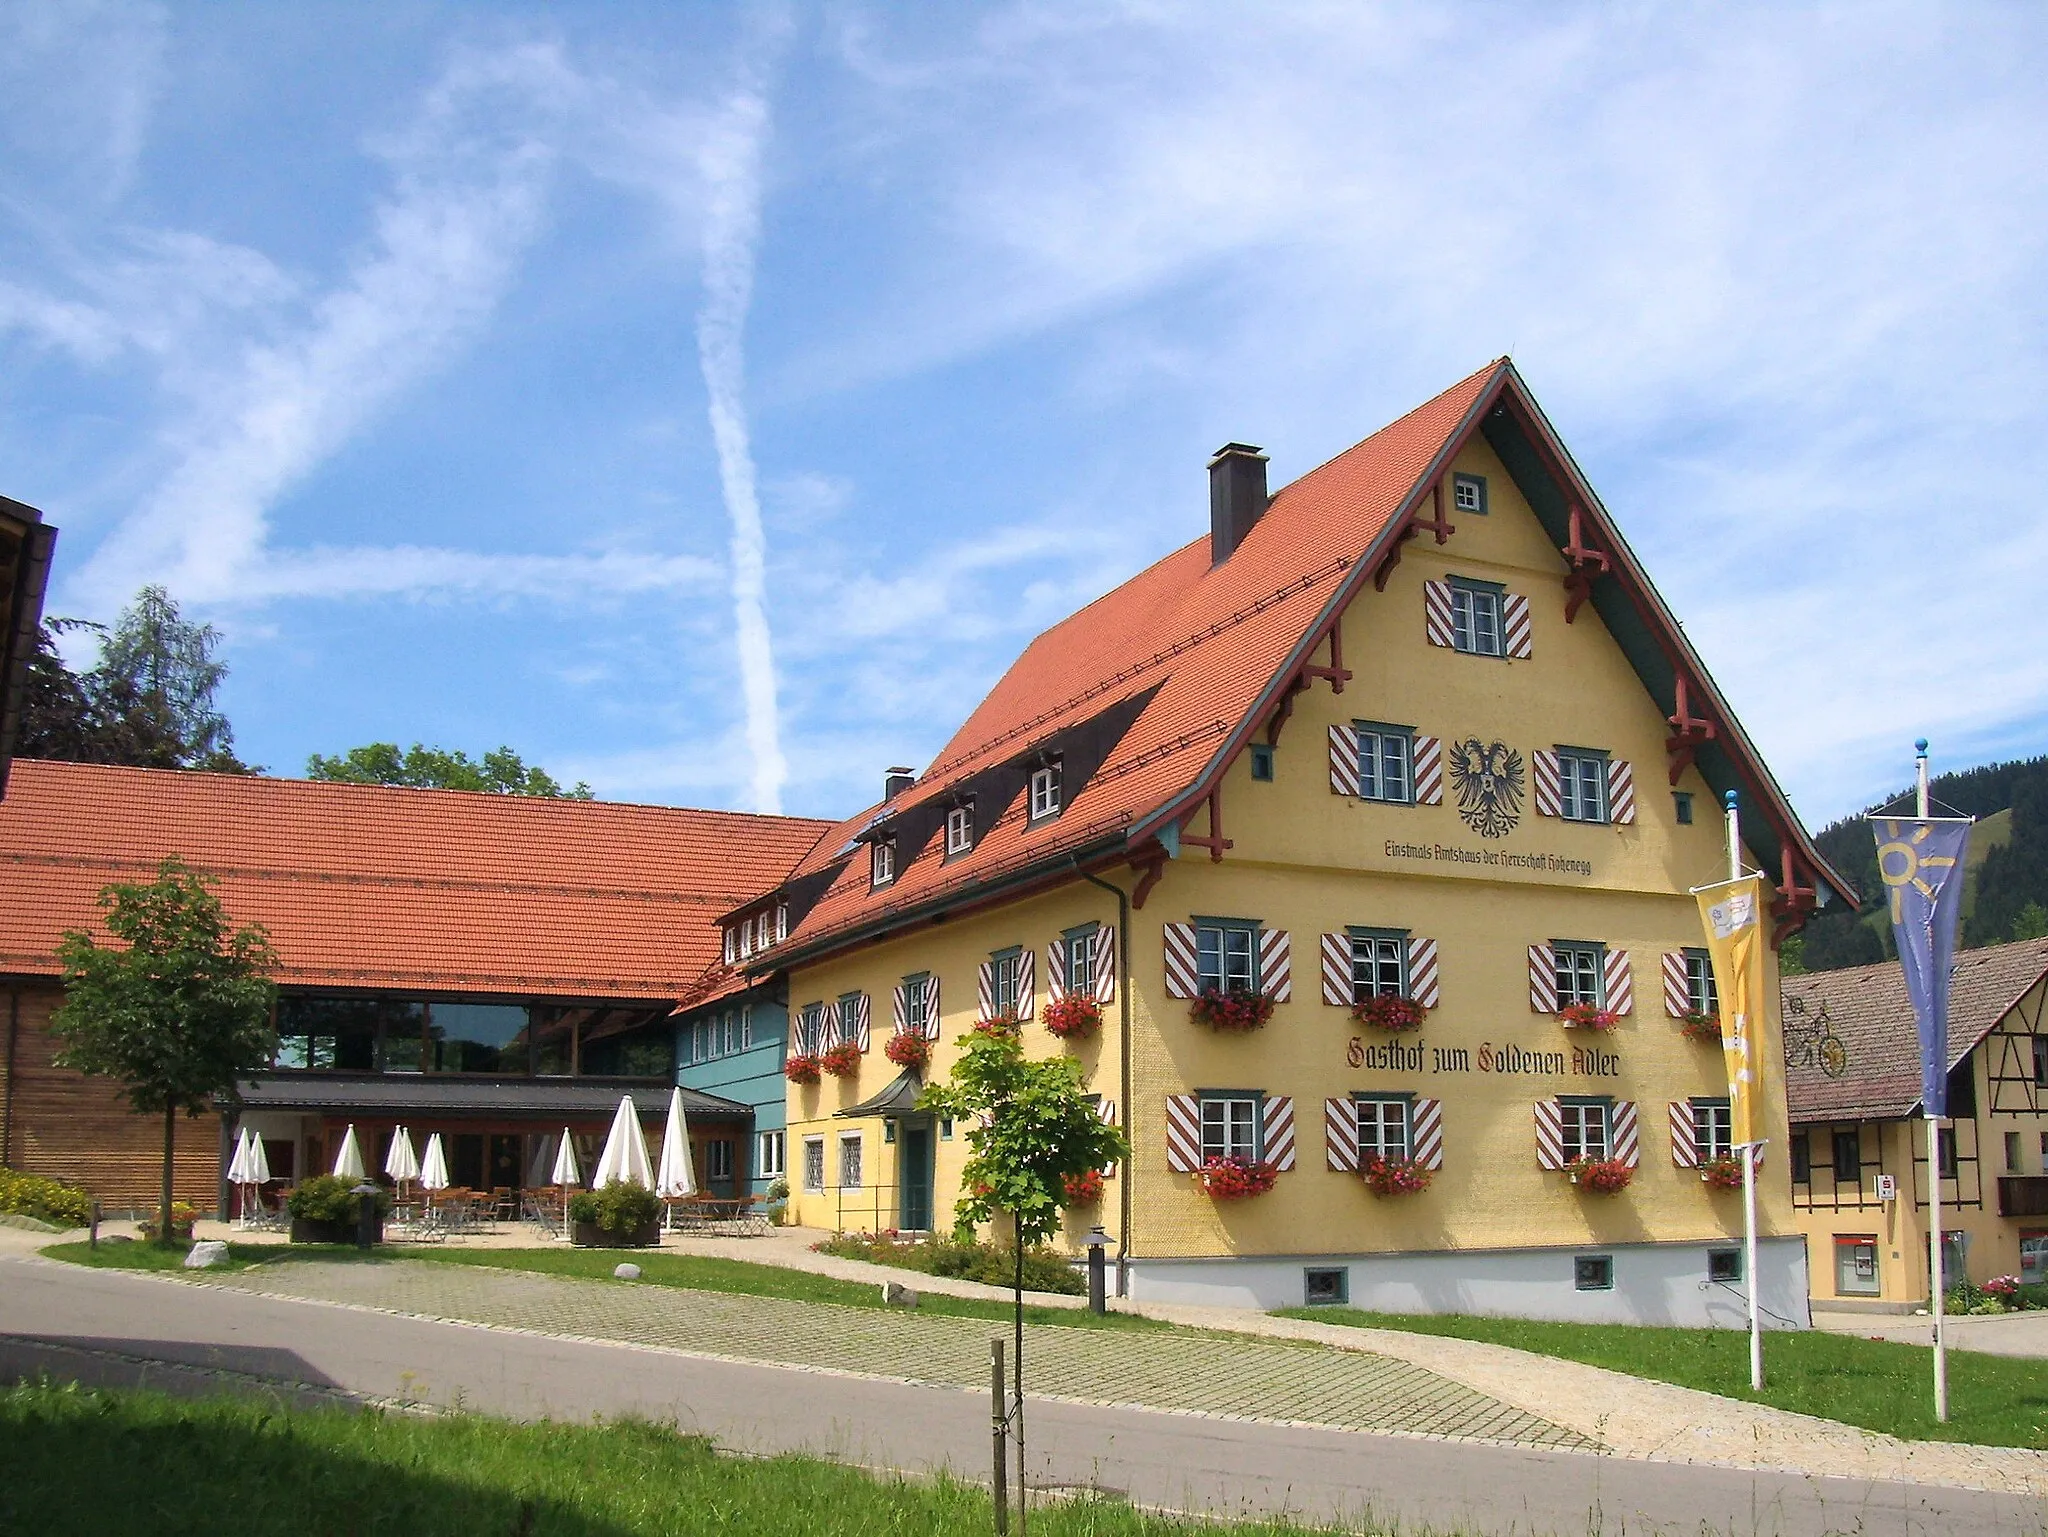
xmin=1563 ymin=1156 xmax=1633 ymax=1193
xmin=782 ymin=1054 xmax=822 ymax=1085
xmin=884 ymin=1032 xmax=931 ymax=1070
xmin=1698 ymin=1154 xmax=1745 ymax=1191
xmin=973 ymin=1012 xmax=1022 ymax=1041
xmin=1194 ymin=1156 xmax=1279 ymax=1199
xmin=819 ymin=1042 xmax=862 ymax=1078
xmin=1352 ymin=993 xmax=1425 ymax=1032
xmin=1189 ymin=988 xmax=1276 ymax=1033
xmin=1558 ymin=1003 xmax=1619 ymax=1031
xmin=1062 ymin=1168 xmax=1105 ymax=1205
xmin=1360 ymin=1155 xmax=1433 ymax=1196
xmin=1679 ymin=1012 xmax=1721 ymax=1044
xmin=1042 ymin=994 xmax=1103 ymax=1040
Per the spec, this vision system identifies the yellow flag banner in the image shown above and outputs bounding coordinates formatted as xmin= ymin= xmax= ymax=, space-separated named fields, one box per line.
xmin=1696 ymin=875 xmax=1768 ymax=1147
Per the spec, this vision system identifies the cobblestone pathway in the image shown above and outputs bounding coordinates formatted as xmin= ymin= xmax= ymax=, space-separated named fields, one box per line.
xmin=213 ymin=1260 xmax=1593 ymax=1451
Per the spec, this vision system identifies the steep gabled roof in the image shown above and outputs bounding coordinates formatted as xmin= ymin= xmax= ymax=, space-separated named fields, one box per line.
xmin=0 ymin=760 xmax=832 ymax=999
xmin=0 ymin=495 xmax=58 ymax=799
xmin=1783 ymin=939 xmax=2048 ymax=1123
xmin=759 ymin=359 xmax=1854 ymax=967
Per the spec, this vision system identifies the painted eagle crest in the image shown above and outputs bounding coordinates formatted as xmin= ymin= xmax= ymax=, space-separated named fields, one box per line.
xmin=1449 ymin=738 xmax=1524 ymax=839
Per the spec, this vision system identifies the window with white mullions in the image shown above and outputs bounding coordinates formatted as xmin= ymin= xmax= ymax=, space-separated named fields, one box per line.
xmin=1560 ymin=1099 xmax=1611 ymax=1162
xmin=1355 ymin=724 xmax=1412 ymax=803
xmin=1557 ymin=749 xmax=1608 ymax=822
xmin=871 ymin=838 xmax=896 ymax=887
xmin=1553 ymin=941 xmax=1604 ymax=1008
xmin=1684 ymin=950 xmax=1719 ymax=1017
xmin=1029 ymin=760 xmax=1062 ymax=820
xmin=1693 ymin=1098 xmax=1733 ymax=1160
xmin=1199 ymin=1095 xmax=1260 ymax=1161
xmin=758 ymin=1130 xmax=785 ymax=1179
xmin=836 ymin=994 xmax=862 ymax=1046
xmin=990 ymin=949 xmax=1022 ymax=1015
xmin=1195 ymin=921 xmax=1257 ymax=993
xmin=1063 ymin=929 xmax=1095 ymax=998
xmin=1355 ymin=1096 xmax=1411 ymax=1162
xmin=945 ymin=801 xmax=975 ymax=857
xmin=903 ymin=972 xmax=930 ymax=1036
xmin=1349 ymin=931 xmax=1406 ymax=1001
xmin=1449 ymin=580 xmax=1503 ymax=656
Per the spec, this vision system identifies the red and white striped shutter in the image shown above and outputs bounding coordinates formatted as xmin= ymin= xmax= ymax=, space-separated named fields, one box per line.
xmin=1423 ymin=580 xmax=1455 ymax=647
xmin=1603 ymin=948 xmax=1634 ymax=1015
xmin=892 ymin=984 xmax=908 ymax=1034
xmin=1532 ymin=750 xmax=1561 ymax=817
xmin=1406 ymin=937 xmax=1441 ymax=1009
xmin=922 ymin=975 xmax=942 ymax=1040
xmin=1412 ymin=734 xmax=1444 ymax=804
xmin=1262 ymin=1096 xmax=1296 ymax=1171
xmin=1162 ymin=923 xmax=1199 ymax=998
xmin=1164 ymin=1094 xmax=1202 ymax=1172
xmin=1016 ymin=947 xmax=1035 ymax=1020
xmin=1324 ymin=1098 xmax=1359 ymax=1171
xmin=1091 ymin=925 xmax=1116 ymax=1005
xmin=1606 ymin=759 xmax=1636 ymax=824
xmin=977 ymin=960 xmax=996 ymax=1021
xmin=1534 ymin=1099 xmax=1565 ymax=1170
xmin=1046 ymin=940 xmax=1068 ymax=1003
xmin=854 ymin=993 xmax=871 ymax=1051
xmin=1503 ymin=592 xmax=1533 ymax=658
xmin=1098 ymin=1099 xmax=1119 ymax=1177
xmin=1411 ymin=1097 xmax=1444 ymax=1171
xmin=1528 ymin=944 xmax=1558 ymax=1012
xmin=1661 ymin=952 xmax=1690 ymax=1017
xmin=1669 ymin=1102 xmax=1700 ymax=1167
xmin=1612 ymin=1100 xmax=1641 ymax=1167
xmin=1259 ymin=929 xmax=1292 ymax=1001
xmin=1320 ymin=933 xmax=1351 ymax=1006
xmin=1328 ymin=723 xmax=1360 ymax=796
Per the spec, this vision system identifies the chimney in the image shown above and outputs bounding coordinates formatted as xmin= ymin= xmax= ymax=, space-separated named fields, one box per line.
xmin=1208 ymin=443 xmax=1269 ymax=564
xmin=884 ymin=766 xmax=916 ymax=799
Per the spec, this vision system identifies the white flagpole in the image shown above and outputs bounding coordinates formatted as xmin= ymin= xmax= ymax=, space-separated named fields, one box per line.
xmin=1727 ymin=790 xmax=1763 ymax=1392
xmin=1918 ymin=738 xmax=1948 ymax=1423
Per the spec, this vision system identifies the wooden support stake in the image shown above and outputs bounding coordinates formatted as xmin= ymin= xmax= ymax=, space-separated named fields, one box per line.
xmin=991 ymin=1338 xmax=1008 ymax=1535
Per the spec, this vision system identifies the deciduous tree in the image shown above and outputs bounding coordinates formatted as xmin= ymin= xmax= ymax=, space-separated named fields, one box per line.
xmin=306 ymin=742 xmax=592 ymax=799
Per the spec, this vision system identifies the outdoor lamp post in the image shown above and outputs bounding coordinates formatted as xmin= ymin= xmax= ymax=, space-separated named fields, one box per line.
xmin=1084 ymin=1224 xmax=1110 ymax=1315
xmin=351 ymin=1180 xmax=380 ymax=1251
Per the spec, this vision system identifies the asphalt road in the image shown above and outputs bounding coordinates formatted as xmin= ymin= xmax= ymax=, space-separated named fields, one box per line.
xmin=2 ymin=1252 xmax=2042 ymax=1537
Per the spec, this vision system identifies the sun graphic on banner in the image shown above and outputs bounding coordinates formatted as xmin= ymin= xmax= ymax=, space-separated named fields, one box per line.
xmin=1875 ymin=819 xmax=1960 ymax=923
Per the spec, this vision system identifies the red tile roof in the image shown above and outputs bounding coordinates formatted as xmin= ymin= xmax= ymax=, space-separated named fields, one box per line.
xmin=0 ymin=760 xmax=831 ymax=999
xmin=762 ymin=359 xmax=1854 ymax=965
xmin=1782 ymin=939 xmax=2048 ymax=1123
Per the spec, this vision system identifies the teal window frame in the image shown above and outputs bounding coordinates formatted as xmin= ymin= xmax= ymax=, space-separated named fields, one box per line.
xmin=903 ymin=972 xmax=930 ymax=1036
xmin=1555 ymin=746 xmax=1609 ymax=822
xmin=1448 ymin=576 xmax=1504 ymax=656
xmin=1249 ymin=743 xmax=1275 ymax=781
xmin=1197 ymin=1087 xmax=1264 ymax=1162
xmin=1684 ymin=949 xmax=1718 ymax=1016
xmin=1691 ymin=1097 xmax=1733 ymax=1160
xmin=1559 ymin=1095 xmax=1613 ymax=1161
xmin=1574 ymin=1254 xmax=1615 ymax=1291
xmin=1347 ymin=925 xmax=1408 ymax=1001
xmin=1673 ymin=790 xmax=1694 ymax=825
xmin=1060 ymin=923 xmax=1098 ymax=999
xmin=1193 ymin=916 xmax=1259 ymax=994
xmin=1452 ymin=472 xmax=1488 ymax=515
xmin=1353 ymin=1092 xmax=1413 ymax=1162
xmin=1353 ymin=721 xmax=1414 ymax=804
xmin=1552 ymin=939 xmax=1605 ymax=1008
xmin=835 ymin=992 xmax=863 ymax=1047
xmin=989 ymin=946 xmax=1022 ymax=1015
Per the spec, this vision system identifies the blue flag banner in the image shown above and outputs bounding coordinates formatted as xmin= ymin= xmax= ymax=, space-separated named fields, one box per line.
xmin=1868 ymin=817 xmax=1972 ymax=1118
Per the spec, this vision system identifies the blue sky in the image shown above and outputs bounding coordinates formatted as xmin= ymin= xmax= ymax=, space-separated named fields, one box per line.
xmin=5 ymin=2 xmax=2044 ymax=826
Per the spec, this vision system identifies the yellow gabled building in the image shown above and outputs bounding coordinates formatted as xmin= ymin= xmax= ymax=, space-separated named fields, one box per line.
xmin=732 ymin=359 xmax=1856 ymax=1326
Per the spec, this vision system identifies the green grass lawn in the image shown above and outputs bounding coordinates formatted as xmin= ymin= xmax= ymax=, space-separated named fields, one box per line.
xmin=1276 ymin=1307 xmax=2048 ymax=1450
xmin=0 ymin=1381 xmax=1349 ymax=1537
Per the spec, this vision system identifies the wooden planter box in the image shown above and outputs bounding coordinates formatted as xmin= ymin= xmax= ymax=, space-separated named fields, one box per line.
xmin=290 ymin=1216 xmax=383 ymax=1245
xmin=571 ymin=1218 xmax=660 ymax=1249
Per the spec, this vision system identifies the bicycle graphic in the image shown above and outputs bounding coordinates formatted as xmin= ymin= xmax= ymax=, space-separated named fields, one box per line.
xmin=1783 ymin=994 xmax=1849 ymax=1078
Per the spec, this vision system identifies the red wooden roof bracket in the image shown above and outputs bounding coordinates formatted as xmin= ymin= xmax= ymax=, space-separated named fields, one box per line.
xmin=1130 ymin=853 xmax=1167 ymax=910
xmin=1300 ymin=622 xmax=1351 ymax=694
xmin=1178 ymin=785 xmax=1233 ymax=863
xmin=1372 ymin=481 xmax=1455 ymax=592
xmin=1264 ymin=673 xmax=1309 ymax=746
xmin=1770 ymin=846 xmax=1819 ymax=948
xmin=1664 ymin=674 xmax=1718 ymax=786
xmin=1561 ymin=503 xmax=1612 ymax=624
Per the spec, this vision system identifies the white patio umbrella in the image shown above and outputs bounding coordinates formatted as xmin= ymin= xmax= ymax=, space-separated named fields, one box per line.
xmin=227 ymin=1126 xmax=253 ymax=1186
xmin=419 ymin=1133 xmax=451 ymax=1192
xmin=656 ymin=1088 xmax=696 ymax=1212
xmin=384 ymin=1126 xmax=420 ymax=1195
xmin=331 ymin=1124 xmax=366 ymax=1181
xmin=593 ymin=1095 xmax=654 ymax=1189
xmin=550 ymin=1125 xmax=581 ymax=1236
xmin=245 ymin=1132 xmax=271 ymax=1185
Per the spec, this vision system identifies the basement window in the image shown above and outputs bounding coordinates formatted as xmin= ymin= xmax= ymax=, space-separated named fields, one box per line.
xmin=1708 ymin=1250 xmax=1742 ymax=1284
xmin=1573 ymin=1255 xmax=1614 ymax=1291
xmin=1453 ymin=473 xmax=1488 ymax=515
xmin=1303 ymin=1267 xmax=1349 ymax=1306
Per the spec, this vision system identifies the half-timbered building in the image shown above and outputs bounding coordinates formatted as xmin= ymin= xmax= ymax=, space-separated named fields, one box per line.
xmin=741 ymin=359 xmax=1854 ymax=1326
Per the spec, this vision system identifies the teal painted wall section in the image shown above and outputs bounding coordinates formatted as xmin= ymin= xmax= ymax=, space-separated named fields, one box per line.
xmin=675 ymin=995 xmax=787 ymax=1196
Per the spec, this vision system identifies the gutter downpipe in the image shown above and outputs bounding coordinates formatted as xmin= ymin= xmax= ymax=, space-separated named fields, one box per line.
xmin=1076 ymin=862 xmax=1134 ymax=1298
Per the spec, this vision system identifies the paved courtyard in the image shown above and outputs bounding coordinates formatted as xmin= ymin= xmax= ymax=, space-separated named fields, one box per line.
xmin=207 ymin=1257 xmax=1589 ymax=1450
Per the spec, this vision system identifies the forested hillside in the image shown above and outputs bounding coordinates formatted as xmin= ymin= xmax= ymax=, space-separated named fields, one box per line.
xmin=1794 ymin=754 xmax=2048 ymax=972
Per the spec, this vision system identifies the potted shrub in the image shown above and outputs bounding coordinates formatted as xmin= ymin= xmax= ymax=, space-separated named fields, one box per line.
xmin=1698 ymin=1154 xmax=1746 ymax=1190
xmin=1042 ymin=994 xmax=1103 ymax=1040
xmin=568 ymin=1179 xmax=662 ymax=1247
xmin=783 ymin=1053 xmax=822 ymax=1085
xmin=1189 ymin=988 xmax=1276 ymax=1033
xmin=1194 ymin=1155 xmax=1278 ymax=1199
xmin=1679 ymin=1012 xmax=1721 ymax=1044
xmin=819 ymin=1041 xmax=862 ymax=1078
xmin=287 ymin=1174 xmax=389 ymax=1244
xmin=1062 ymin=1168 xmax=1104 ymax=1205
xmin=139 ymin=1201 xmax=200 ymax=1242
xmin=1563 ymin=1156 xmax=1633 ymax=1193
xmin=1558 ymin=1003 xmax=1619 ymax=1031
xmin=1360 ymin=1155 xmax=1433 ymax=1196
xmin=762 ymin=1175 xmax=790 ymax=1227
xmin=884 ymin=1031 xmax=931 ymax=1070
xmin=1352 ymin=993 xmax=1424 ymax=1031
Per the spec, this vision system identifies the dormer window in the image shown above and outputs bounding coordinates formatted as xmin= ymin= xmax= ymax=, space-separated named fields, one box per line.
xmin=1029 ymin=760 xmax=1062 ymax=821
xmin=738 ymin=920 xmax=754 ymax=959
xmin=723 ymin=926 xmax=738 ymax=965
xmin=774 ymin=903 xmax=788 ymax=943
xmin=871 ymin=837 xmax=896 ymax=887
xmin=945 ymin=800 xmax=975 ymax=858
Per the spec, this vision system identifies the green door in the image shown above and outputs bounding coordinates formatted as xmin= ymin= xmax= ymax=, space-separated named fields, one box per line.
xmin=900 ymin=1124 xmax=934 ymax=1232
